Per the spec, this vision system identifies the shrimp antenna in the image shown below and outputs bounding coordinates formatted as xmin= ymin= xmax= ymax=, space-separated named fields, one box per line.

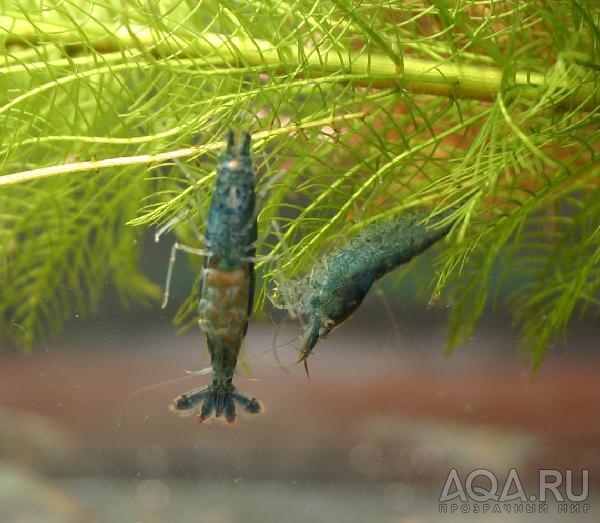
xmin=374 ymin=286 xmax=403 ymax=348
xmin=268 ymin=315 xmax=290 ymax=373
xmin=125 ymin=373 xmax=200 ymax=403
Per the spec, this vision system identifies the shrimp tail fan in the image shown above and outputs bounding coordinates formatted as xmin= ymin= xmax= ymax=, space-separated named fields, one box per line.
xmin=170 ymin=383 xmax=262 ymax=424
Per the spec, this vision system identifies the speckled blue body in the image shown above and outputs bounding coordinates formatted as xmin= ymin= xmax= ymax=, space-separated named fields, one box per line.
xmin=205 ymin=132 xmax=257 ymax=266
xmin=170 ymin=131 xmax=262 ymax=423
xmin=293 ymin=208 xmax=458 ymax=363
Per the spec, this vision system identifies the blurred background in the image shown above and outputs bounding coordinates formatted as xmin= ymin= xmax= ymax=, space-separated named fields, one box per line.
xmin=0 ymin=234 xmax=598 ymax=523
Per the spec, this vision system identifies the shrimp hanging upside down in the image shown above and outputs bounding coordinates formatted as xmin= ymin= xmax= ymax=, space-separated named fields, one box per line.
xmin=289 ymin=207 xmax=459 ymax=371
xmin=169 ymin=131 xmax=262 ymax=423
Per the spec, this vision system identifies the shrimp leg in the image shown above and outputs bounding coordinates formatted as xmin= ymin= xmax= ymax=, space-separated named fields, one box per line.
xmin=161 ymin=242 xmax=211 ymax=309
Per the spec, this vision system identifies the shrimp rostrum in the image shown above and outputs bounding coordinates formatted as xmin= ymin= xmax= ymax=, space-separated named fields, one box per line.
xmin=170 ymin=131 xmax=262 ymax=423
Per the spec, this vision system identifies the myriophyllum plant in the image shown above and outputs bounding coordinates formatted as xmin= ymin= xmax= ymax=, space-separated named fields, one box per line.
xmin=0 ymin=1 xmax=598 ymax=370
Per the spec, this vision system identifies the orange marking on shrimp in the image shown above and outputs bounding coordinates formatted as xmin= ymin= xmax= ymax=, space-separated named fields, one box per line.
xmin=205 ymin=268 xmax=246 ymax=287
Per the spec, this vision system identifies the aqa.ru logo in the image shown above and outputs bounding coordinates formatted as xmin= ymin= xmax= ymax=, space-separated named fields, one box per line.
xmin=438 ymin=469 xmax=590 ymax=514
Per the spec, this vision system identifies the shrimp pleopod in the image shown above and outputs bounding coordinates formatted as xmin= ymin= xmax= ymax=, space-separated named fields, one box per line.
xmin=170 ymin=131 xmax=262 ymax=423
xmin=291 ymin=208 xmax=458 ymax=366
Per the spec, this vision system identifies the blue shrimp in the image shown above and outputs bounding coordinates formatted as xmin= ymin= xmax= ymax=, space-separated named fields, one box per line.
xmin=170 ymin=131 xmax=262 ymax=423
xmin=290 ymin=207 xmax=459 ymax=371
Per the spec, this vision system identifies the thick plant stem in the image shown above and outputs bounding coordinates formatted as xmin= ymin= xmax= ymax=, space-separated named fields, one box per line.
xmin=1 ymin=16 xmax=597 ymax=110
xmin=0 ymin=112 xmax=365 ymax=186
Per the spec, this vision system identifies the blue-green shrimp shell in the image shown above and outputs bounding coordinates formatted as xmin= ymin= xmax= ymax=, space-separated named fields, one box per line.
xmin=291 ymin=208 xmax=458 ymax=365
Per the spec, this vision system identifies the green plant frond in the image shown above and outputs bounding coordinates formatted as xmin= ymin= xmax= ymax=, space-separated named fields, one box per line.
xmin=509 ymin=188 xmax=600 ymax=368
xmin=0 ymin=167 xmax=157 ymax=348
xmin=0 ymin=0 xmax=598 ymax=366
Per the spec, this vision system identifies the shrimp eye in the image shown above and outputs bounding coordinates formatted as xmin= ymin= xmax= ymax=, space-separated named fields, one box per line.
xmin=318 ymin=318 xmax=336 ymax=339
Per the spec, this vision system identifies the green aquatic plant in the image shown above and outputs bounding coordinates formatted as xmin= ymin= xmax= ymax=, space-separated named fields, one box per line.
xmin=0 ymin=1 xmax=598 ymax=369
